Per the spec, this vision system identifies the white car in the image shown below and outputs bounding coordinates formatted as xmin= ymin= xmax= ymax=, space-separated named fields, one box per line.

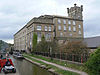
xmin=2 ymin=65 xmax=16 ymax=74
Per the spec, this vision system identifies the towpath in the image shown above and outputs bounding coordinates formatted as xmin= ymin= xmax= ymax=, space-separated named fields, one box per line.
xmin=27 ymin=55 xmax=88 ymax=75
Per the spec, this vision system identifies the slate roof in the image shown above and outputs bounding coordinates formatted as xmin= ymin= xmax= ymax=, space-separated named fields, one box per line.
xmin=84 ymin=36 xmax=100 ymax=48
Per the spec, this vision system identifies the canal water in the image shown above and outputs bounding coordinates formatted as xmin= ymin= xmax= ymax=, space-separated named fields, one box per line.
xmin=12 ymin=57 xmax=53 ymax=75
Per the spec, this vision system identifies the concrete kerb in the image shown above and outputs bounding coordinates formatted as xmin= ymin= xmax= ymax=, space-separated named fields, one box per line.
xmin=24 ymin=55 xmax=88 ymax=75
xmin=25 ymin=58 xmax=59 ymax=75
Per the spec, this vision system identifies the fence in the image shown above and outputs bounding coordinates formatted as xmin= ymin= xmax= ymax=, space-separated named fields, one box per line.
xmin=34 ymin=52 xmax=89 ymax=63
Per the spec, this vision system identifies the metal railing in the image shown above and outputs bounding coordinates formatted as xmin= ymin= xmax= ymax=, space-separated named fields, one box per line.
xmin=34 ymin=52 xmax=89 ymax=63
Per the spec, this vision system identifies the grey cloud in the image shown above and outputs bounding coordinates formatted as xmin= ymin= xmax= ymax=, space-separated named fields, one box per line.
xmin=0 ymin=0 xmax=99 ymax=43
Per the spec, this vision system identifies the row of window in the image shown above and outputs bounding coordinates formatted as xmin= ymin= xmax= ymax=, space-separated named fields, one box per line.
xmin=58 ymin=24 xmax=81 ymax=31
xmin=37 ymin=26 xmax=52 ymax=31
xmin=59 ymin=30 xmax=82 ymax=37
xmin=58 ymin=19 xmax=76 ymax=25
xmin=37 ymin=32 xmax=51 ymax=42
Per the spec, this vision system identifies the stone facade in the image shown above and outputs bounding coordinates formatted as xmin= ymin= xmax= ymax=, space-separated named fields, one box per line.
xmin=14 ymin=4 xmax=84 ymax=52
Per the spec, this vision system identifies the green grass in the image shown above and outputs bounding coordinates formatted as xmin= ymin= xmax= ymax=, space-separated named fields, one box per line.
xmin=24 ymin=54 xmax=80 ymax=75
xmin=24 ymin=54 xmax=88 ymax=73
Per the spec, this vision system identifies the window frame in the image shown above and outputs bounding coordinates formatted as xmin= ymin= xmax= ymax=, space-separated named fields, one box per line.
xmin=58 ymin=25 xmax=61 ymax=30
xmin=68 ymin=26 xmax=71 ymax=31
xmin=68 ymin=20 xmax=71 ymax=24
xmin=63 ymin=20 xmax=66 ymax=24
xmin=73 ymin=26 xmax=76 ymax=31
xmin=64 ymin=25 xmax=66 ymax=31
xmin=79 ymin=30 xmax=82 ymax=34
xmin=58 ymin=19 xmax=61 ymax=24
xmin=37 ymin=25 xmax=42 ymax=31
xmin=73 ymin=21 xmax=76 ymax=25
xmin=45 ymin=26 xmax=48 ymax=31
xmin=60 ymin=32 xmax=63 ymax=37
xmin=48 ymin=26 xmax=51 ymax=31
xmin=79 ymin=24 xmax=81 ymax=28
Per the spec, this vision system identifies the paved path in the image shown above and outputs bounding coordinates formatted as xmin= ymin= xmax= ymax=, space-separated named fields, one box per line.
xmin=27 ymin=55 xmax=88 ymax=75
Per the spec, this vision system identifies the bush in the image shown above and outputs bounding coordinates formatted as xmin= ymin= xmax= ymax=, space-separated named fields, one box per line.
xmin=35 ymin=41 xmax=50 ymax=52
xmin=32 ymin=33 xmax=37 ymax=52
xmin=64 ymin=41 xmax=89 ymax=55
xmin=85 ymin=48 xmax=100 ymax=75
xmin=35 ymin=38 xmax=59 ymax=53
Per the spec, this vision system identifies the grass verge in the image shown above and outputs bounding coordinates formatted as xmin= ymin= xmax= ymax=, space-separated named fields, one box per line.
xmin=24 ymin=54 xmax=80 ymax=75
xmin=24 ymin=54 xmax=89 ymax=73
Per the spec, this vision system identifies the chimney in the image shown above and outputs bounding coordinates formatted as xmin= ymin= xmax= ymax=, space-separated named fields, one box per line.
xmin=74 ymin=3 xmax=77 ymax=7
xmin=67 ymin=8 xmax=69 ymax=13
xmin=81 ymin=5 xmax=83 ymax=11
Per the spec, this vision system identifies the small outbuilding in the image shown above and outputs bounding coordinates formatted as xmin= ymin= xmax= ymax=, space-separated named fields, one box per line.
xmin=84 ymin=36 xmax=100 ymax=52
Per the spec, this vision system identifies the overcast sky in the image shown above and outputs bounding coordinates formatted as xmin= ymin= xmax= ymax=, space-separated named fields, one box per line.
xmin=0 ymin=0 xmax=100 ymax=44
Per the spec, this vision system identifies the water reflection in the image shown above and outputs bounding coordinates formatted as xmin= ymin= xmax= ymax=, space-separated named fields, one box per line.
xmin=13 ymin=58 xmax=53 ymax=75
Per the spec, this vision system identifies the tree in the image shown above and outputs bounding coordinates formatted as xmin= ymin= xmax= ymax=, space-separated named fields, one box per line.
xmin=35 ymin=36 xmax=59 ymax=53
xmin=85 ymin=48 xmax=100 ymax=75
xmin=64 ymin=41 xmax=89 ymax=55
xmin=41 ymin=34 xmax=45 ymax=42
xmin=32 ymin=33 xmax=37 ymax=52
xmin=35 ymin=35 xmax=49 ymax=53
xmin=50 ymin=39 xmax=59 ymax=53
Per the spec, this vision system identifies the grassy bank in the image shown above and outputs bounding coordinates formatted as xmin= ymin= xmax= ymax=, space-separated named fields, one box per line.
xmin=24 ymin=54 xmax=80 ymax=75
xmin=24 ymin=54 xmax=89 ymax=73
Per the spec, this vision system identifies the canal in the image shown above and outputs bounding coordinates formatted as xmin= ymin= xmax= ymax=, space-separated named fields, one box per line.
xmin=0 ymin=55 xmax=54 ymax=75
xmin=11 ymin=56 xmax=53 ymax=75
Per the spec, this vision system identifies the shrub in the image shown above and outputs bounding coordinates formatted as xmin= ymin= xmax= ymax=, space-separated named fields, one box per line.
xmin=85 ymin=48 xmax=100 ymax=75
xmin=35 ymin=38 xmax=59 ymax=53
xmin=64 ymin=41 xmax=89 ymax=55
xmin=35 ymin=40 xmax=50 ymax=53
xmin=32 ymin=33 xmax=37 ymax=52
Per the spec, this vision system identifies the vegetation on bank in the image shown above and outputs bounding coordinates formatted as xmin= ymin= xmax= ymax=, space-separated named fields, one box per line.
xmin=24 ymin=54 xmax=88 ymax=73
xmin=85 ymin=48 xmax=100 ymax=75
xmin=32 ymin=34 xmax=89 ymax=54
xmin=31 ymin=34 xmax=100 ymax=75
xmin=32 ymin=33 xmax=37 ymax=52
xmin=24 ymin=54 xmax=80 ymax=75
xmin=25 ymin=48 xmax=100 ymax=75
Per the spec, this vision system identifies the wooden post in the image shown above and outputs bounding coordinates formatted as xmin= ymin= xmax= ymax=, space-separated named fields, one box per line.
xmin=60 ymin=50 xmax=61 ymax=62
xmin=72 ymin=54 xmax=74 ymax=61
xmin=81 ymin=54 xmax=83 ymax=63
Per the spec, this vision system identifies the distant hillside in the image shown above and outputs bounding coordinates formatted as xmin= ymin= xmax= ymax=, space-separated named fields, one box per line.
xmin=0 ymin=40 xmax=9 ymax=52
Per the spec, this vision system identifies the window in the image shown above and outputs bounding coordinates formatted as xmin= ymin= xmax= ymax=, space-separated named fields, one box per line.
xmin=45 ymin=34 xmax=48 ymax=40
xmin=69 ymin=33 xmax=72 ymax=36
xmin=48 ymin=34 xmax=51 ymax=40
xmin=45 ymin=26 xmax=47 ymax=31
xmin=64 ymin=25 xmax=66 ymax=31
xmin=32 ymin=26 xmax=34 ymax=31
xmin=37 ymin=26 xmax=41 ymax=31
xmin=63 ymin=20 xmax=66 ymax=24
xmin=79 ymin=31 xmax=82 ymax=34
xmin=68 ymin=20 xmax=71 ymax=24
xmin=58 ymin=19 xmax=61 ymax=24
xmin=73 ymin=26 xmax=76 ymax=31
xmin=78 ymin=16 xmax=80 ymax=19
xmin=79 ymin=24 xmax=81 ymax=28
xmin=73 ymin=21 xmax=76 ymax=25
xmin=58 ymin=25 xmax=61 ymax=30
xmin=37 ymin=32 xmax=41 ymax=42
xmin=45 ymin=33 xmax=51 ymax=41
xmin=49 ymin=26 xmax=51 ymax=31
xmin=60 ymin=32 xmax=63 ymax=37
xmin=69 ymin=26 xmax=71 ymax=31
